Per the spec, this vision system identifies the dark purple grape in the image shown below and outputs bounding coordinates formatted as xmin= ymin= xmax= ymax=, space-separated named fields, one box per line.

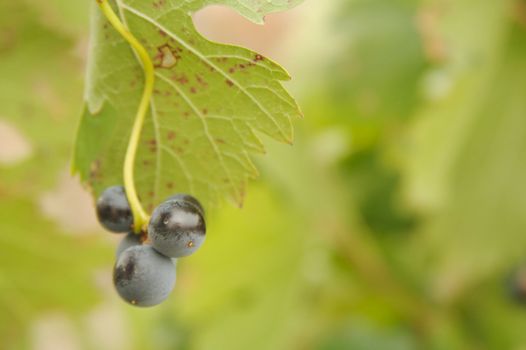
xmin=116 ymin=232 xmax=143 ymax=258
xmin=113 ymin=245 xmax=175 ymax=307
xmin=166 ymin=194 xmax=205 ymax=216
xmin=148 ymin=197 xmax=206 ymax=258
xmin=96 ymin=186 xmax=133 ymax=233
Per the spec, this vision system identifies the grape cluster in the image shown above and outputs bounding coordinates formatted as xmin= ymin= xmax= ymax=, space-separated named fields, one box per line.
xmin=96 ymin=186 xmax=206 ymax=307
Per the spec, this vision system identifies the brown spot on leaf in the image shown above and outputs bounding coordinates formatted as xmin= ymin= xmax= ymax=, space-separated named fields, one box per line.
xmin=195 ymin=74 xmax=208 ymax=87
xmin=149 ymin=143 xmax=157 ymax=153
xmin=153 ymin=44 xmax=179 ymax=69
xmin=89 ymin=159 xmax=102 ymax=181
xmin=172 ymin=73 xmax=189 ymax=85
xmin=152 ymin=0 xmax=166 ymax=10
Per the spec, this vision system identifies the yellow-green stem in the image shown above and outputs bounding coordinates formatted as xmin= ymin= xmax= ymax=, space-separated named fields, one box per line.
xmin=97 ymin=0 xmax=154 ymax=233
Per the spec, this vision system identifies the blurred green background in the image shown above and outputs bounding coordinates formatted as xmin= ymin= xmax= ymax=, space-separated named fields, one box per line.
xmin=2 ymin=0 xmax=526 ymax=349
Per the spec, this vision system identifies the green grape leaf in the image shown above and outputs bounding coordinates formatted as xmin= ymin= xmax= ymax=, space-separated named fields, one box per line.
xmin=72 ymin=0 xmax=302 ymax=211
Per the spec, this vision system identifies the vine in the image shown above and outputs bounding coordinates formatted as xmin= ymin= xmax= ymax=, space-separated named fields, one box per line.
xmin=96 ymin=0 xmax=154 ymax=233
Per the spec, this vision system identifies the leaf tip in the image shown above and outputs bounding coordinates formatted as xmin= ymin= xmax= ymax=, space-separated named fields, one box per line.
xmin=234 ymin=189 xmax=246 ymax=209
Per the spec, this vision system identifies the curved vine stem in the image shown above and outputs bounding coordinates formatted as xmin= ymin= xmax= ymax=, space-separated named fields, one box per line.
xmin=97 ymin=0 xmax=154 ymax=233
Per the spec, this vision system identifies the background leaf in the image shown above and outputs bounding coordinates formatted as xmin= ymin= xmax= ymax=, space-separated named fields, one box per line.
xmin=401 ymin=0 xmax=526 ymax=302
xmin=0 ymin=2 xmax=110 ymax=345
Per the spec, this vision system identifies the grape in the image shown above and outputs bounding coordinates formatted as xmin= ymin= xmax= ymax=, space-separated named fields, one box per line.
xmin=116 ymin=232 xmax=143 ymax=258
xmin=166 ymin=194 xmax=205 ymax=216
xmin=96 ymin=186 xmax=133 ymax=233
xmin=113 ymin=245 xmax=175 ymax=307
xmin=148 ymin=196 xmax=206 ymax=258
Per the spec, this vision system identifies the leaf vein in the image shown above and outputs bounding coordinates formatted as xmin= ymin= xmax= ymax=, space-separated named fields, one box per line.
xmin=156 ymin=72 xmax=242 ymax=201
xmin=121 ymin=2 xmax=291 ymax=142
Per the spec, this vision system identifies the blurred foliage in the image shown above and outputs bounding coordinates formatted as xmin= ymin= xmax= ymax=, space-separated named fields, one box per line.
xmin=0 ymin=1 xmax=110 ymax=346
xmin=2 ymin=0 xmax=526 ymax=349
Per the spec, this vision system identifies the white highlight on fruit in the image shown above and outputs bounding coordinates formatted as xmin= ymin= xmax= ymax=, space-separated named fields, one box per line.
xmin=0 ymin=119 xmax=33 ymax=165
